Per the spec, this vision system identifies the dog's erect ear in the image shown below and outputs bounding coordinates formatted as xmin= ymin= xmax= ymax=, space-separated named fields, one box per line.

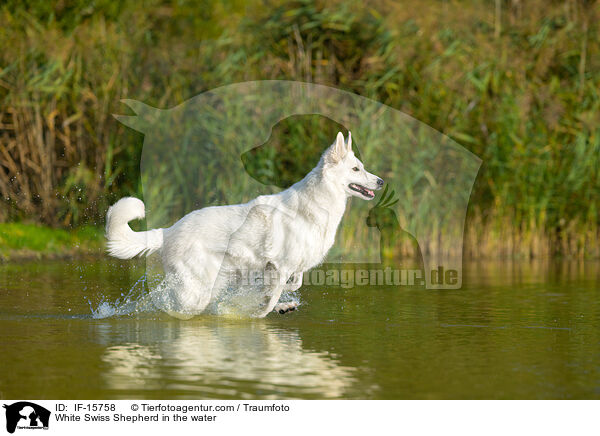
xmin=335 ymin=131 xmax=346 ymax=156
xmin=328 ymin=131 xmax=348 ymax=162
xmin=347 ymin=131 xmax=353 ymax=152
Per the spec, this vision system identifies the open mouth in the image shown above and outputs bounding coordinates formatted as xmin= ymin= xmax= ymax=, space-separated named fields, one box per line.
xmin=348 ymin=183 xmax=375 ymax=199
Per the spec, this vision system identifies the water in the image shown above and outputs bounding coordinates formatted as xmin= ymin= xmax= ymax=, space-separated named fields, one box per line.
xmin=0 ymin=259 xmax=598 ymax=399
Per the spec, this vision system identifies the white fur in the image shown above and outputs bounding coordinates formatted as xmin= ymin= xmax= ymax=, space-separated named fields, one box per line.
xmin=105 ymin=132 xmax=382 ymax=317
xmin=105 ymin=197 xmax=163 ymax=259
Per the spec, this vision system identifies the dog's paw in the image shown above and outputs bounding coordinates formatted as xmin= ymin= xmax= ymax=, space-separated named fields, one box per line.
xmin=274 ymin=301 xmax=298 ymax=314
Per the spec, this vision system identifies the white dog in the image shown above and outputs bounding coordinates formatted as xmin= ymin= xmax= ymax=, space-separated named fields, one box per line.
xmin=105 ymin=132 xmax=383 ymax=318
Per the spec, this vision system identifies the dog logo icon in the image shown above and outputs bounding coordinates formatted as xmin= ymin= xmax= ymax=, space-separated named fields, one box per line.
xmin=3 ymin=402 xmax=50 ymax=434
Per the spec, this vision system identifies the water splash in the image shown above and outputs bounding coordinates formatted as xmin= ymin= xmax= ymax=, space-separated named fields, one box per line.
xmin=90 ymin=274 xmax=156 ymax=319
xmin=89 ymin=271 xmax=301 ymax=319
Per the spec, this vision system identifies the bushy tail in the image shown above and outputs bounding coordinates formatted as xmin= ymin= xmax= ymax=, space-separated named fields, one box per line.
xmin=105 ymin=197 xmax=163 ymax=259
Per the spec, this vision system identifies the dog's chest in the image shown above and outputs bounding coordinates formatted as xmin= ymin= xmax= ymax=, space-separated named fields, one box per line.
xmin=278 ymin=211 xmax=340 ymax=270
xmin=290 ymin=229 xmax=328 ymax=265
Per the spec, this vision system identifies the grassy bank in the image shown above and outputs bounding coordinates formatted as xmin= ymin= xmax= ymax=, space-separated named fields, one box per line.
xmin=1 ymin=0 xmax=599 ymax=258
xmin=0 ymin=223 xmax=104 ymax=262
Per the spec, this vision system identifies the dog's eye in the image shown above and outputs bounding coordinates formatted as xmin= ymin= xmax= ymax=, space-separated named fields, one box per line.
xmin=352 ymin=167 xmax=360 ymax=172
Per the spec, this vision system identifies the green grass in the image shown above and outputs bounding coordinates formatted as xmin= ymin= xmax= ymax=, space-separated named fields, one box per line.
xmin=0 ymin=223 xmax=104 ymax=260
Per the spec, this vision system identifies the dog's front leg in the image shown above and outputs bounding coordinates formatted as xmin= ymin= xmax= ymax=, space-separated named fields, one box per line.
xmin=284 ymin=272 xmax=303 ymax=292
xmin=253 ymin=262 xmax=286 ymax=318
xmin=254 ymin=285 xmax=284 ymax=318
xmin=272 ymin=272 xmax=303 ymax=314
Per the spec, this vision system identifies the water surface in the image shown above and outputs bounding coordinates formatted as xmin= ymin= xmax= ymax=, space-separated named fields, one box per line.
xmin=0 ymin=259 xmax=598 ymax=399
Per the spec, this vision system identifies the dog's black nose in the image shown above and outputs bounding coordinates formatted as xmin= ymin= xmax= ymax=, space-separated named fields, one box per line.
xmin=377 ymin=178 xmax=384 ymax=187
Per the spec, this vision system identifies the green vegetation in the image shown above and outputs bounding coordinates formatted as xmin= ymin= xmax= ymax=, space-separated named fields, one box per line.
xmin=0 ymin=222 xmax=103 ymax=261
xmin=0 ymin=0 xmax=599 ymax=258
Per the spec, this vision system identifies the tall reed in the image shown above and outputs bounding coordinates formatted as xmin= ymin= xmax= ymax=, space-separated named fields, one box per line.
xmin=0 ymin=0 xmax=598 ymax=258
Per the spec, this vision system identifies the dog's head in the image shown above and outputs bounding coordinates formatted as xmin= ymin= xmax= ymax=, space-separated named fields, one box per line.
xmin=323 ymin=132 xmax=384 ymax=200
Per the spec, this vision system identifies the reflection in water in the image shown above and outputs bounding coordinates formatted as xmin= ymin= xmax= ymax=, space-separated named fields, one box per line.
xmin=95 ymin=320 xmax=358 ymax=399
xmin=1 ymin=259 xmax=599 ymax=399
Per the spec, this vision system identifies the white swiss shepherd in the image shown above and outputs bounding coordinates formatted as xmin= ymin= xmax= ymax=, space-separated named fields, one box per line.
xmin=105 ymin=132 xmax=383 ymax=318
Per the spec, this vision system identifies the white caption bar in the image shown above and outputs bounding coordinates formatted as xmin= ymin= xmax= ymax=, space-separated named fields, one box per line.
xmin=1 ymin=400 xmax=597 ymax=436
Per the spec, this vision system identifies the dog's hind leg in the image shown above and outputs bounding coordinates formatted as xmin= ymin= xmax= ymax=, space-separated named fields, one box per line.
xmin=160 ymin=269 xmax=212 ymax=319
